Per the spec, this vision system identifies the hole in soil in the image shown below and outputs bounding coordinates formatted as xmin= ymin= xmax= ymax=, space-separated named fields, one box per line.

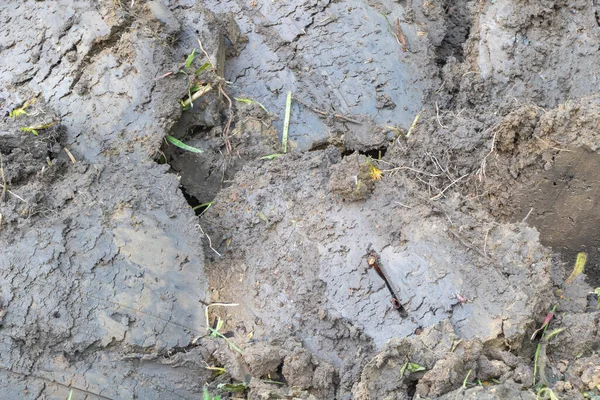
xmin=435 ymin=0 xmax=472 ymax=67
xmin=340 ymin=147 xmax=388 ymax=159
xmin=273 ymin=362 xmax=287 ymax=385
xmin=156 ymin=128 xmax=223 ymax=217
xmin=180 ymin=186 xmax=210 ymax=216
xmin=406 ymin=378 xmax=418 ymax=398
xmin=512 ymin=146 xmax=600 ymax=286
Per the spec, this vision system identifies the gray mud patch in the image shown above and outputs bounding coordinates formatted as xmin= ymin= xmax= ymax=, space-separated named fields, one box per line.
xmin=201 ymin=148 xmax=553 ymax=397
xmin=2 ymin=0 xmax=600 ymax=399
xmin=199 ymin=0 xmax=442 ymax=151
xmin=0 ymin=2 xmax=222 ymax=398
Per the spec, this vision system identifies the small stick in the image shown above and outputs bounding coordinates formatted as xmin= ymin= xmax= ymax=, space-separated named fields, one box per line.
xmin=476 ymin=129 xmax=498 ymax=181
xmin=394 ymin=201 xmax=412 ymax=209
xmin=365 ymin=247 xmax=408 ymax=317
xmin=181 ymin=83 xmax=212 ymax=108
xmin=430 ymin=173 xmax=469 ymax=200
xmin=522 ymin=207 xmax=534 ymax=223
xmin=7 ymin=189 xmax=26 ymax=203
xmin=282 ymin=91 xmax=292 ymax=153
xmin=534 ymin=135 xmax=573 ymax=152
xmin=382 ymin=165 xmax=442 ymax=177
xmin=218 ymin=85 xmax=233 ymax=153
xmin=197 ymin=38 xmax=215 ymax=71
xmin=435 ymin=100 xmax=446 ymax=128
xmin=64 ymin=147 xmax=77 ymax=163
xmin=333 ymin=113 xmax=361 ymax=124
xmin=394 ymin=18 xmax=408 ymax=52
xmin=196 ymin=223 xmax=222 ymax=257
xmin=0 ymin=153 xmax=6 ymax=202
xmin=405 ymin=112 xmax=421 ymax=138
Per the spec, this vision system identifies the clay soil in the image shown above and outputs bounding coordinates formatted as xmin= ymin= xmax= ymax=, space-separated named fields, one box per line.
xmin=1 ymin=0 xmax=599 ymax=399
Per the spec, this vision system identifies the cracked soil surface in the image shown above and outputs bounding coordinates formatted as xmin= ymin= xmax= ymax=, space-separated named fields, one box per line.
xmin=1 ymin=0 xmax=600 ymax=399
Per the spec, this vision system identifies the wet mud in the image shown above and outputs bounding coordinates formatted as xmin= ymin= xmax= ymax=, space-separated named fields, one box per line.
xmin=1 ymin=0 xmax=600 ymax=399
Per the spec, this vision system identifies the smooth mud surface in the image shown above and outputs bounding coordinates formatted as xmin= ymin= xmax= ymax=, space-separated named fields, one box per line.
xmin=1 ymin=0 xmax=600 ymax=399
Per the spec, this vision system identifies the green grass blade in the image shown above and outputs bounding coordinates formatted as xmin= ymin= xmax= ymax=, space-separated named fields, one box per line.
xmin=235 ymin=97 xmax=269 ymax=112
xmin=166 ymin=135 xmax=203 ymax=154
xmin=406 ymin=362 xmax=425 ymax=373
xmin=462 ymin=369 xmax=472 ymax=388
xmin=406 ymin=111 xmax=421 ymax=137
xmin=196 ymin=62 xmax=211 ymax=75
xmin=565 ymin=252 xmax=587 ymax=284
xmin=533 ymin=342 xmax=541 ymax=386
xmin=19 ymin=127 xmax=38 ymax=136
xmin=185 ymin=49 xmax=196 ymax=69
xmin=208 ymin=327 xmax=243 ymax=354
xmin=259 ymin=154 xmax=282 ymax=160
xmin=235 ymin=97 xmax=253 ymax=104
xmin=282 ymin=91 xmax=292 ymax=153
xmin=192 ymin=201 xmax=213 ymax=213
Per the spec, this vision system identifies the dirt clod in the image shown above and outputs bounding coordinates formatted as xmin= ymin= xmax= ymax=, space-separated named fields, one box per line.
xmin=328 ymin=153 xmax=375 ymax=201
xmin=243 ymin=343 xmax=286 ymax=378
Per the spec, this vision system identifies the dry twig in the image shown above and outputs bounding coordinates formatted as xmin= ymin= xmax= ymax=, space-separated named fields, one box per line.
xmin=522 ymin=207 xmax=534 ymax=223
xmin=534 ymin=135 xmax=573 ymax=152
xmin=218 ymin=85 xmax=234 ymax=153
xmin=394 ymin=201 xmax=413 ymax=209
xmin=382 ymin=165 xmax=442 ymax=178
xmin=394 ymin=18 xmax=408 ymax=52
xmin=197 ymin=38 xmax=215 ymax=71
xmin=181 ymin=83 xmax=213 ymax=109
xmin=435 ymin=100 xmax=446 ymax=128
xmin=483 ymin=228 xmax=490 ymax=257
xmin=64 ymin=147 xmax=77 ymax=163
xmin=7 ymin=189 xmax=26 ymax=203
xmin=0 ymin=153 xmax=6 ymax=202
xmin=476 ymin=129 xmax=498 ymax=181
xmin=430 ymin=173 xmax=469 ymax=200
xmin=196 ymin=223 xmax=222 ymax=257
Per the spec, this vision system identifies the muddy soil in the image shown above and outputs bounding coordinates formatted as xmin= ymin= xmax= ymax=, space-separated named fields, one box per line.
xmin=1 ymin=0 xmax=600 ymax=399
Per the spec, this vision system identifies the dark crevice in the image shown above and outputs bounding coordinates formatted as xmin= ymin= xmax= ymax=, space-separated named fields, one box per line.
xmin=308 ymin=141 xmax=389 ymax=159
xmin=274 ymin=362 xmax=287 ymax=384
xmin=361 ymin=147 xmax=388 ymax=159
xmin=341 ymin=147 xmax=388 ymax=159
xmin=157 ymin=123 xmax=221 ymax=217
xmin=180 ymin=186 xmax=211 ymax=217
xmin=406 ymin=378 xmax=418 ymax=398
xmin=435 ymin=0 xmax=472 ymax=67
